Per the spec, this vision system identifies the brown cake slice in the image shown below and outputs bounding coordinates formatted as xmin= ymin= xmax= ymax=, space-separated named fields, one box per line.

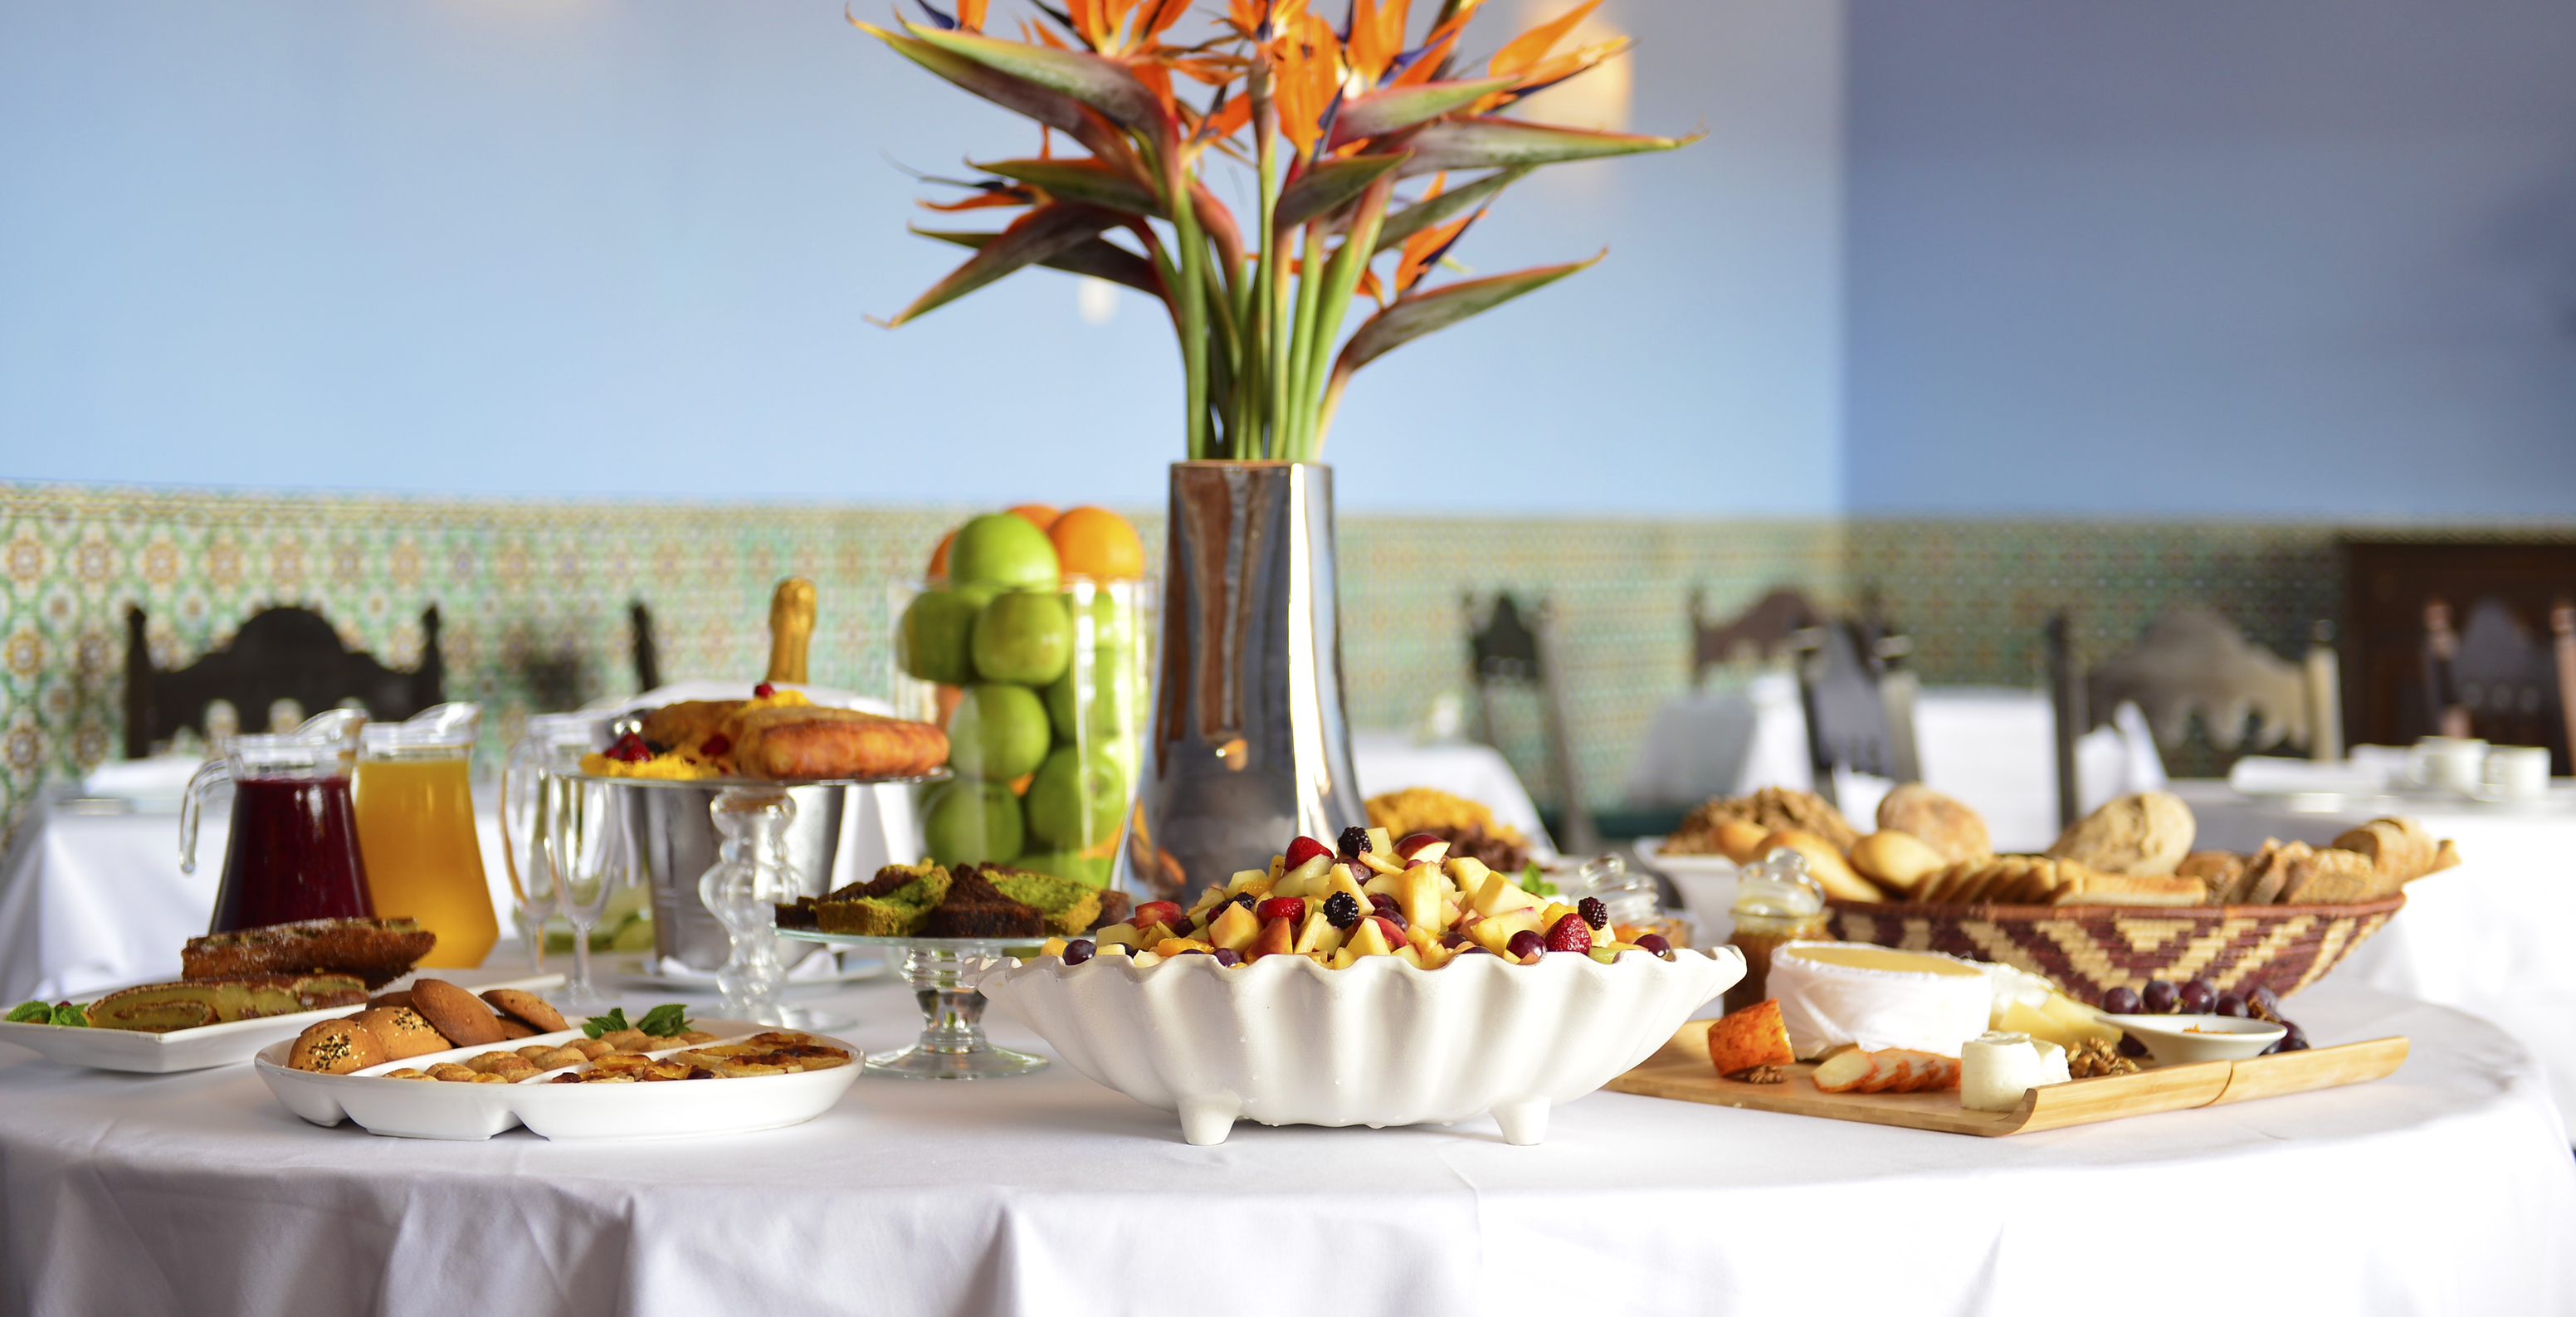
xmin=920 ymin=865 xmax=1043 ymax=939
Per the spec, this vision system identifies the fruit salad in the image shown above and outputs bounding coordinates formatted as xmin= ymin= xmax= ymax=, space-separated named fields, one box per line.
xmin=1035 ymin=827 xmax=1683 ymax=969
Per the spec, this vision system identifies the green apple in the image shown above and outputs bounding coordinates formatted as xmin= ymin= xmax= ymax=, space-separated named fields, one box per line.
xmin=922 ymin=779 xmax=1026 ymax=866
xmin=1024 ymin=745 xmax=1129 ymax=849
xmin=1010 ymin=851 xmax=1115 ymax=887
xmin=896 ymin=589 xmax=977 ymax=685
xmin=949 ymin=512 xmax=1060 ymax=591
xmin=945 ymin=682 xmax=1051 ymax=780
xmin=970 ymin=591 xmax=1072 ymax=686
xmin=1044 ymin=666 xmax=1132 ymax=742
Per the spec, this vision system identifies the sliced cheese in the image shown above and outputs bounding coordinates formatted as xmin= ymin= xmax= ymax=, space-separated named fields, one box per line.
xmin=1769 ymin=941 xmax=1995 ymax=1060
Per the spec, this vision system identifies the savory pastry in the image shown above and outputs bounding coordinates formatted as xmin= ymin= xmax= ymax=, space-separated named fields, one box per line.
xmin=288 ymin=1018 xmax=388 ymax=1074
xmin=86 ymin=974 xmax=368 ymax=1032
xmin=1705 ymin=998 xmax=1797 ymax=1078
xmin=1874 ymin=784 xmax=1991 ymax=864
xmin=1362 ymin=788 xmax=1533 ymax=873
xmin=407 ymin=978 xmax=507 ymax=1047
xmin=480 ymin=988 xmax=568 ymax=1034
xmin=2044 ymin=791 xmax=2195 ymax=876
xmin=731 ymin=705 xmax=949 ymax=781
xmin=1667 ymin=788 xmax=1861 ymax=854
xmin=354 ymin=1006 xmax=451 ymax=1060
xmin=1848 ymin=830 xmax=1949 ymax=896
xmin=1754 ymin=828 xmax=1880 ymax=903
xmin=182 ymin=918 xmax=436 ymax=988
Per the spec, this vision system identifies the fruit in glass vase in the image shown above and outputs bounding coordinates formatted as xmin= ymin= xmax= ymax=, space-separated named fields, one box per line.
xmin=970 ymin=591 xmax=1072 ymax=685
xmin=1008 ymin=504 xmax=1061 ymax=531
xmin=1047 ymin=506 xmax=1144 ymax=581
xmin=926 ymin=527 xmax=958 ymax=583
xmin=1023 ymin=745 xmax=1128 ymax=850
xmin=896 ymin=588 xmax=988 ymax=686
xmin=945 ymin=683 xmax=1051 ymax=781
xmin=1044 ymin=665 xmax=1129 ymax=741
xmin=949 ymin=512 xmax=1060 ymax=591
xmin=922 ymin=779 xmax=1026 ymax=866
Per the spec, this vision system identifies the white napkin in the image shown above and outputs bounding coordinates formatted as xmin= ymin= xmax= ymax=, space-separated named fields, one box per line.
xmin=80 ymin=754 xmax=207 ymax=800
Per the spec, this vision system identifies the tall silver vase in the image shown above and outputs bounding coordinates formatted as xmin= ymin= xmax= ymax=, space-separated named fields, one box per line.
xmin=1121 ymin=461 xmax=1364 ymax=900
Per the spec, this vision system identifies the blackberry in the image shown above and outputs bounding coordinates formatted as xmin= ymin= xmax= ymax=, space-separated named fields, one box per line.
xmin=1578 ymin=896 xmax=1608 ymax=930
xmin=1337 ymin=825 xmax=1372 ymax=859
xmin=1322 ymin=891 xmax=1361 ymax=929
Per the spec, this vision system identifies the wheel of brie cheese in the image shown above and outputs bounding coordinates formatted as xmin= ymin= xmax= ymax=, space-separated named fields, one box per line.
xmin=1768 ymin=942 xmax=1994 ymax=1058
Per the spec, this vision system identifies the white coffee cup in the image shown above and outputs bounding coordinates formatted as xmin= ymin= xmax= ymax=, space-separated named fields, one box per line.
xmin=2411 ymin=736 xmax=2489 ymax=794
xmin=2484 ymin=745 xmax=2552 ymax=802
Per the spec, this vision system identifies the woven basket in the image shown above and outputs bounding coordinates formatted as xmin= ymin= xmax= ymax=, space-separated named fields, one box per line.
xmin=1824 ymin=893 xmax=2406 ymax=1002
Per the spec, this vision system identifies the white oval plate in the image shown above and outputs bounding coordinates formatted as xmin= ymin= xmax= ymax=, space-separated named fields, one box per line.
xmin=0 ymin=968 xmax=564 ymax=1075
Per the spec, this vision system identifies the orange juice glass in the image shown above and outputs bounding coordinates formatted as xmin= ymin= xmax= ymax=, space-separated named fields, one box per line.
xmin=354 ymin=704 xmax=499 ymax=968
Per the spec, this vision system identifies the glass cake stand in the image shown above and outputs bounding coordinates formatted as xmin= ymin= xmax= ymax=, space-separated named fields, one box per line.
xmin=774 ymin=929 xmax=1051 ymax=1079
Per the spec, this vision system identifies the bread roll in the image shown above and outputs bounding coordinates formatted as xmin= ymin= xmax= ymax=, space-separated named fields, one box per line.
xmin=1875 ymin=785 xmax=1992 ymax=864
xmin=1754 ymin=828 xmax=1881 ymax=903
xmin=289 ymin=1018 xmax=387 ymax=1074
xmin=354 ymin=1006 xmax=451 ymax=1060
xmin=1849 ymin=830 xmax=1949 ymax=896
xmin=2045 ymin=791 xmax=2195 ymax=876
xmin=1713 ymin=819 xmax=1773 ymax=864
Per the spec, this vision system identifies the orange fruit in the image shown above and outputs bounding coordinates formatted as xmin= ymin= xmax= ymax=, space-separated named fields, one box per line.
xmin=1049 ymin=506 xmax=1144 ymax=580
xmin=1008 ymin=504 xmax=1061 ymax=532
xmin=925 ymin=527 xmax=958 ymax=583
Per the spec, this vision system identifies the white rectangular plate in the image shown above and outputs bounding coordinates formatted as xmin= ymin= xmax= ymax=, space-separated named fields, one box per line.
xmin=254 ymin=1018 xmax=861 ymax=1140
xmin=0 ymin=968 xmax=565 ymax=1074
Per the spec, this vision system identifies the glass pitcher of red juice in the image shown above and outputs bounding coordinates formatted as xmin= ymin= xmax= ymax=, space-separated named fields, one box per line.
xmin=181 ymin=708 xmax=377 ymax=933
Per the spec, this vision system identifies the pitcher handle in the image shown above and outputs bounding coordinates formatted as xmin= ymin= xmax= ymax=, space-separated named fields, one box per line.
xmin=178 ymin=758 xmax=232 ymax=876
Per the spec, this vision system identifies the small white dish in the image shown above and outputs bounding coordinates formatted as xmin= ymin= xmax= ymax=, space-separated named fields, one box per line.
xmin=0 ymin=968 xmax=564 ymax=1074
xmin=254 ymin=1017 xmax=861 ymax=1140
xmin=2101 ymin=1013 xmax=2286 ymax=1065
xmin=1632 ymin=837 xmax=1740 ymax=943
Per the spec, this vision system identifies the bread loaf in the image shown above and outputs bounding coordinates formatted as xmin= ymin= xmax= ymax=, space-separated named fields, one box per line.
xmin=1875 ymin=784 xmax=1992 ymax=864
xmin=1756 ymin=828 xmax=1881 ymax=903
xmin=1849 ymin=830 xmax=1949 ymax=896
xmin=2046 ymin=792 xmax=2196 ymax=876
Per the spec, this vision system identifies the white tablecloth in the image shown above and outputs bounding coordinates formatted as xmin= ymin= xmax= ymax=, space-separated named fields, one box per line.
xmin=1626 ymin=679 xmax=2164 ymax=851
xmin=2171 ymin=778 xmax=2576 ymax=1131
xmin=0 ymin=977 xmax=2566 ymax=1316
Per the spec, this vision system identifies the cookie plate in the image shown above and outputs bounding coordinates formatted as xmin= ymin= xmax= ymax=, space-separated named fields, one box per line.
xmin=0 ymin=968 xmax=564 ymax=1075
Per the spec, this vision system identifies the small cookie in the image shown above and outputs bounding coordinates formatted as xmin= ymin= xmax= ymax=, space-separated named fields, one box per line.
xmin=570 ymin=1038 xmax=614 ymax=1060
xmin=368 ymin=990 xmax=413 ymax=1012
xmin=493 ymin=1016 xmax=537 ymax=1041
xmin=288 ymin=1018 xmax=387 ymax=1074
xmin=480 ymin=988 xmax=568 ymax=1034
xmin=407 ymin=978 xmax=507 ymax=1046
xmin=354 ymin=1006 xmax=451 ymax=1060
xmin=383 ymin=1068 xmax=432 ymax=1080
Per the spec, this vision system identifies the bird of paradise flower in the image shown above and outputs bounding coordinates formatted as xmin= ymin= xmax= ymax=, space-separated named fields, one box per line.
xmin=860 ymin=0 xmax=1698 ymax=460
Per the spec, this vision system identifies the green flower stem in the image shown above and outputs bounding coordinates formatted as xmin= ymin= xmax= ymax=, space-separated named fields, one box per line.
xmin=1297 ymin=174 xmax=1393 ymax=459
xmin=1285 ymin=217 xmax=1328 ymax=454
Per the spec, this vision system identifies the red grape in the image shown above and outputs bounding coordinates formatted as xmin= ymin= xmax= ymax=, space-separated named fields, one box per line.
xmin=2102 ymin=986 xmax=2143 ymax=1015
xmin=2176 ymin=979 xmax=2214 ymax=1013
xmin=2213 ymin=993 xmax=2247 ymax=1017
xmin=2142 ymin=980 xmax=2179 ymax=1013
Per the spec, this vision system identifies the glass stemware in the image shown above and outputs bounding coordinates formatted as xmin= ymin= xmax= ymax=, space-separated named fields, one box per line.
xmin=500 ymin=714 xmax=601 ymax=973
xmin=699 ymin=787 xmax=799 ymax=1026
xmin=547 ymin=768 xmax=628 ymax=1013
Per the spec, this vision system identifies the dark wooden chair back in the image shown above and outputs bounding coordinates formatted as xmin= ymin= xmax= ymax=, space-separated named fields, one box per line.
xmin=124 ymin=605 xmax=444 ymax=758
xmin=1690 ymin=587 xmax=1822 ymax=685
xmin=1464 ymin=593 xmax=1598 ymax=854
xmin=1794 ymin=617 xmax=1920 ymax=802
xmin=2344 ymin=539 xmax=2576 ymax=773
xmin=631 ymin=599 xmax=662 ymax=694
xmin=2422 ymin=595 xmax=2564 ymax=755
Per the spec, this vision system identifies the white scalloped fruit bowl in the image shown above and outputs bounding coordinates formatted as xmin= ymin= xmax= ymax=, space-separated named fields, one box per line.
xmin=978 ymin=946 xmax=1743 ymax=1145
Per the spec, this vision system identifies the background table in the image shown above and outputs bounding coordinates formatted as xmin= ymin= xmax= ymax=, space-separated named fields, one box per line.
xmin=2171 ymin=778 xmax=2576 ymax=1131
xmin=0 ymin=739 xmax=1550 ymax=1003
xmin=1624 ymin=678 xmax=2167 ymax=851
xmin=0 ymin=975 xmax=2566 ymax=1316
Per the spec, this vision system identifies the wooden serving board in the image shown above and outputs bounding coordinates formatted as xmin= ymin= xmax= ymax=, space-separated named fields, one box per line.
xmin=1604 ymin=1020 xmax=2409 ymax=1137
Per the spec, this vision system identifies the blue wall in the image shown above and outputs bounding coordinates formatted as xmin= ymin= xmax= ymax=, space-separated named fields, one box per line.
xmin=1844 ymin=0 xmax=2576 ymax=516
xmin=0 ymin=1 xmax=1843 ymax=515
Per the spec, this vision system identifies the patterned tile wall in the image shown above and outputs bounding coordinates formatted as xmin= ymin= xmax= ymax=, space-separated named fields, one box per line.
xmin=7 ymin=482 xmax=2569 ymax=842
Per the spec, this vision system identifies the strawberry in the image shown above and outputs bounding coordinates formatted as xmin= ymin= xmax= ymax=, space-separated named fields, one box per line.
xmin=754 ymin=682 xmax=776 ymax=699
xmin=1544 ymin=913 xmax=1592 ymax=954
xmin=1283 ymin=835 xmax=1334 ymax=869
xmin=1256 ymin=897 xmax=1305 ymax=924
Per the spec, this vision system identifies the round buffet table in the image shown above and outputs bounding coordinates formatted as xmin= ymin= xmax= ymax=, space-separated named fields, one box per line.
xmin=2 ymin=979 xmax=2569 ymax=1317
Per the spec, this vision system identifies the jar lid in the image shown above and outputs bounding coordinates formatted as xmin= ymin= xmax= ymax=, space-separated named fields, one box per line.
xmin=361 ymin=702 xmax=481 ymax=752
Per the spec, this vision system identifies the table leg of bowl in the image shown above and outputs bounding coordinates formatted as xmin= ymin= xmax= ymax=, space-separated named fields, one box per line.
xmin=1490 ymin=1097 xmax=1549 ymax=1146
xmin=862 ymin=945 xmax=1050 ymax=1080
xmin=1178 ymin=1095 xmax=1241 ymax=1146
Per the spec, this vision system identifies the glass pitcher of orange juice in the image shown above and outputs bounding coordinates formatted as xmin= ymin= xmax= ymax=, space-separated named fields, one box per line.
xmin=354 ymin=703 xmax=499 ymax=968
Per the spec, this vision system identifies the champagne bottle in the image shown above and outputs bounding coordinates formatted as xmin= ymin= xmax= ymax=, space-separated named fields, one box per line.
xmin=766 ymin=578 xmax=816 ymax=685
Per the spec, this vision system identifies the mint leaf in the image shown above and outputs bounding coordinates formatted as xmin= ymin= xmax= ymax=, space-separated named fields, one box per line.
xmin=7 ymin=1001 xmax=51 ymax=1024
xmin=582 ymin=1007 xmax=631 ymax=1039
xmin=50 ymin=1003 xmax=86 ymax=1027
xmin=637 ymin=1003 xmax=691 ymax=1037
xmin=1517 ymin=863 xmax=1559 ymax=898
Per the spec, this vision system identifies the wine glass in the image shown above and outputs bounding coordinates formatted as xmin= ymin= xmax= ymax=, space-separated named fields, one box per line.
xmin=547 ymin=769 xmax=629 ymax=1013
xmin=500 ymin=714 xmax=601 ymax=973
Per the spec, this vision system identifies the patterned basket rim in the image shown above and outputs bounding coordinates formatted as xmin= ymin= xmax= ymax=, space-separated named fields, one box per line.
xmin=1825 ymin=893 xmax=2408 ymax=919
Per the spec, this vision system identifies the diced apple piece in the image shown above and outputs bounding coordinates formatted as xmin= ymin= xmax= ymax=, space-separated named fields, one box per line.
xmin=1131 ymin=950 xmax=1164 ymax=968
xmin=1812 ymin=1050 xmax=1877 ymax=1094
xmin=1471 ymin=871 xmax=1540 ymax=917
xmin=1445 ymin=856 xmax=1492 ymax=891
xmin=1393 ymin=832 xmax=1451 ymax=866
xmin=1094 ymin=923 xmax=1144 ymax=949
xmin=1247 ymin=916 xmax=1296 ymax=960
xmin=1282 ymin=853 xmax=1333 ymax=887
xmin=1328 ymin=946 xmax=1359 ymax=969
xmin=1365 ymin=827 xmax=1392 ymax=856
xmin=1362 ymin=872 xmax=1404 ymax=900
xmin=1466 ymin=918 xmax=1519 ymax=954
xmin=1153 ymin=938 xmax=1213 ymax=957
xmin=1346 ymin=918 xmax=1397 ymax=958
xmin=1395 ymin=945 xmax=1427 ymax=968
xmin=1414 ymin=941 xmax=1455 ymax=969
xmin=1401 ymin=865 xmax=1447 ymax=933
xmin=1208 ymin=902 xmax=1261 ymax=953
xmin=1357 ymin=850 xmax=1405 ymax=876
xmin=1291 ymin=910 xmax=1331 ymax=954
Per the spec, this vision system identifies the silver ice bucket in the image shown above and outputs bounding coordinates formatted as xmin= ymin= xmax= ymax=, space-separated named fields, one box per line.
xmin=623 ymin=783 xmax=846 ymax=973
